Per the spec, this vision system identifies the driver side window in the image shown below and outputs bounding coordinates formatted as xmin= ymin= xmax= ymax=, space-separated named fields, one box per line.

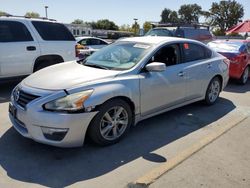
xmin=150 ymin=44 xmax=180 ymax=66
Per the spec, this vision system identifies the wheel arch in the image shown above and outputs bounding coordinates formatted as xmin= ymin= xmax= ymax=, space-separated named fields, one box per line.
xmin=33 ymin=54 xmax=64 ymax=72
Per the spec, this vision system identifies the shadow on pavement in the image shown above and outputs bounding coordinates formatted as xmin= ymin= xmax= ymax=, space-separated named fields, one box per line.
xmin=224 ymin=80 xmax=250 ymax=93
xmin=0 ymin=81 xmax=20 ymax=103
xmin=0 ymin=97 xmax=236 ymax=187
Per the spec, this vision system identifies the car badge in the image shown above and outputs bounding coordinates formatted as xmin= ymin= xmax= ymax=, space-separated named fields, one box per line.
xmin=14 ymin=89 xmax=20 ymax=101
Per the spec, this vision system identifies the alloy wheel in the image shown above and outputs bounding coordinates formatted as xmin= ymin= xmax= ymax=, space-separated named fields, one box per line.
xmin=99 ymin=106 xmax=129 ymax=141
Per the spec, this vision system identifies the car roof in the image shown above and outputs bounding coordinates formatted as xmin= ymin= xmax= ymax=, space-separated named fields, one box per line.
xmin=76 ymin=36 xmax=106 ymax=42
xmin=119 ymin=36 xmax=199 ymax=45
xmin=210 ymin=39 xmax=249 ymax=44
xmin=0 ymin=16 xmax=57 ymax=23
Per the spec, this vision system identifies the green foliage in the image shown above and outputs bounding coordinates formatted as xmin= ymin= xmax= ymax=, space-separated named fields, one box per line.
xmin=161 ymin=8 xmax=171 ymax=23
xmin=143 ymin=22 xmax=152 ymax=33
xmin=208 ymin=0 xmax=244 ymax=32
xmin=119 ymin=24 xmax=133 ymax=32
xmin=169 ymin=11 xmax=179 ymax=23
xmin=71 ymin=19 xmax=84 ymax=24
xmin=92 ymin=19 xmax=119 ymax=30
xmin=25 ymin=12 xmax=40 ymax=18
xmin=132 ymin=22 xmax=140 ymax=35
xmin=161 ymin=8 xmax=179 ymax=23
xmin=178 ymin=4 xmax=202 ymax=23
xmin=212 ymin=28 xmax=226 ymax=36
xmin=0 ymin=11 xmax=8 ymax=16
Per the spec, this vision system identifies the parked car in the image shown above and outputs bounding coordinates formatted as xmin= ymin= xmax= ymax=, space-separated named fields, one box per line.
xmin=145 ymin=27 xmax=174 ymax=37
xmin=0 ymin=16 xmax=76 ymax=80
xmin=9 ymin=36 xmax=229 ymax=147
xmin=145 ymin=24 xmax=213 ymax=43
xmin=75 ymin=36 xmax=108 ymax=59
xmin=208 ymin=40 xmax=250 ymax=84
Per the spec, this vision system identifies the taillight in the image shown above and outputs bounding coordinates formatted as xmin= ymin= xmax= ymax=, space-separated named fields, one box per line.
xmin=75 ymin=44 xmax=89 ymax=57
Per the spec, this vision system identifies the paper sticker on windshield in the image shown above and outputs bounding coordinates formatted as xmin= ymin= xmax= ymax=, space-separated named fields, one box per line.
xmin=183 ymin=43 xmax=189 ymax=49
xmin=134 ymin=44 xmax=150 ymax=49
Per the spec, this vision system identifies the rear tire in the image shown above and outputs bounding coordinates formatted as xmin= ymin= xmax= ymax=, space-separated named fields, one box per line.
xmin=88 ymin=99 xmax=132 ymax=146
xmin=204 ymin=77 xmax=221 ymax=105
xmin=239 ymin=66 xmax=249 ymax=85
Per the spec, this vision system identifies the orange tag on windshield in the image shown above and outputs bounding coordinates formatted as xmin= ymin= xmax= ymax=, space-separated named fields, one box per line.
xmin=184 ymin=43 xmax=189 ymax=49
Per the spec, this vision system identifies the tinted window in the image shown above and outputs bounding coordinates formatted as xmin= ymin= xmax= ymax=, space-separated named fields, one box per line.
xmin=175 ymin=29 xmax=184 ymax=38
xmin=90 ymin=39 xmax=107 ymax=45
xmin=0 ymin=21 xmax=33 ymax=42
xmin=183 ymin=43 xmax=211 ymax=62
xmin=151 ymin=44 xmax=181 ymax=66
xmin=32 ymin=21 xmax=75 ymax=41
xmin=145 ymin=28 xmax=173 ymax=37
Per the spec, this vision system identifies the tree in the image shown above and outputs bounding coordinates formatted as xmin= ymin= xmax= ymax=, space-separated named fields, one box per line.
xmin=161 ymin=8 xmax=172 ymax=23
xmin=169 ymin=11 xmax=179 ymax=23
xmin=143 ymin=22 xmax=152 ymax=33
xmin=0 ymin=11 xmax=8 ymax=16
xmin=119 ymin=24 xmax=133 ymax=32
xmin=71 ymin=19 xmax=84 ymax=24
xmin=160 ymin=8 xmax=180 ymax=23
xmin=25 ymin=12 xmax=40 ymax=18
xmin=178 ymin=4 xmax=202 ymax=23
xmin=132 ymin=22 xmax=140 ymax=35
xmin=208 ymin=0 xmax=244 ymax=33
xmin=93 ymin=19 xmax=119 ymax=30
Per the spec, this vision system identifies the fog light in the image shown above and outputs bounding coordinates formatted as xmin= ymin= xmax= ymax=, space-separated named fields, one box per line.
xmin=41 ymin=127 xmax=68 ymax=141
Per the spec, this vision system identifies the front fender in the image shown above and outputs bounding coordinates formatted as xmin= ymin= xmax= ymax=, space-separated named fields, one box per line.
xmin=85 ymin=80 xmax=140 ymax=114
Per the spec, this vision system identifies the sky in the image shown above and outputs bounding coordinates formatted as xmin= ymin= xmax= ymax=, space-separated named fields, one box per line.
xmin=1 ymin=0 xmax=250 ymax=26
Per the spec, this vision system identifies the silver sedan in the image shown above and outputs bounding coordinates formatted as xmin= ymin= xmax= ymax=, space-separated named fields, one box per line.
xmin=9 ymin=36 xmax=229 ymax=147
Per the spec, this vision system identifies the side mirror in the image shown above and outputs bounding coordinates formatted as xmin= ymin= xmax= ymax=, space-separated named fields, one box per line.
xmin=145 ymin=62 xmax=166 ymax=72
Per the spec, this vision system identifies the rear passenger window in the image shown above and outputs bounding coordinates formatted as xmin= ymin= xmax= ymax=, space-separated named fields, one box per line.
xmin=183 ymin=43 xmax=211 ymax=62
xmin=32 ymin=21 xmax=75 ymax=41
xmin=0 ymin=21 xmax=33 ymax=42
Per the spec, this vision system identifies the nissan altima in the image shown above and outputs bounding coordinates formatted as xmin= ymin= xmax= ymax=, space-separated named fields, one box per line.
xmin=9 ymin=36 xmax=229 ymax=147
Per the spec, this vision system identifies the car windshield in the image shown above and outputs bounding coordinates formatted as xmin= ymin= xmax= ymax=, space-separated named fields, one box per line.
xmin=81 ymin=42 xmax=152 ymax=70
xmin=145 ymin=29 xmax=173 ymax=37
xmin=208 ymin=41 xmax=242 ymax=53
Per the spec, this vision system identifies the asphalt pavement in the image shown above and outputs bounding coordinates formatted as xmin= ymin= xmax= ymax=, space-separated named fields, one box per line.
xmin=0 ymin=80 xmax=249 ymax=188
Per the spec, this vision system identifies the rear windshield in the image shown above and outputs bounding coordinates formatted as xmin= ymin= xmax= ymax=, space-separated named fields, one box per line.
xmin=208 ymin=41 xmax=243 ymax=53
xmin=32 ymin=21 xmax=75 ymax=41
xmin=145 ymin=29 xmax=173 ymax=37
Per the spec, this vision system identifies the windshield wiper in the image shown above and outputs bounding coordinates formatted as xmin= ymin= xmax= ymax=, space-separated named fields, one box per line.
xmin=84 ymin=63 xmax=109 ymax=70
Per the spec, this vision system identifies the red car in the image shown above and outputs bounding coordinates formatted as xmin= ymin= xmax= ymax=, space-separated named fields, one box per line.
xmin=208 ymin=40 xmax=250 ymax=84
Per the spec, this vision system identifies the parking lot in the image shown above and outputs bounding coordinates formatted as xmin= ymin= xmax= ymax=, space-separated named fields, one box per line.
xmin=0 ymin=80 xmax=249 ymax=188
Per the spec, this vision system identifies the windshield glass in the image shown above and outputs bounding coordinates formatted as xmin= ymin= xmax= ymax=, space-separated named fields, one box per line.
xmin=145 ymin=29 xmax=173 ymax=37
xmin=208 ymin=41 xmax=242 ymax=53
xmin=82 ymin=42 xmax=152 ymax=70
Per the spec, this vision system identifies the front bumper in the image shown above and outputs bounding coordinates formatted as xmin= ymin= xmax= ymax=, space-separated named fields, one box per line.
xmin=9 ymin=86 xmax=98 ymax=148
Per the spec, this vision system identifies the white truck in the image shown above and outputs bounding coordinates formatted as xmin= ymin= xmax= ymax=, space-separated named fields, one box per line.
xmin=0 ymin=16 xmax=76 ymax=80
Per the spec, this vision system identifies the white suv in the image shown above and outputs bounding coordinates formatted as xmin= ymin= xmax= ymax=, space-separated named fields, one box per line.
xmin=0 ymin=16 xmax=76 ymax=80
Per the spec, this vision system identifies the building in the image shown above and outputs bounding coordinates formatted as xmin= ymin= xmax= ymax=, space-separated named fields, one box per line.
xmin=64 ymin=23 xmax=92 ymax=37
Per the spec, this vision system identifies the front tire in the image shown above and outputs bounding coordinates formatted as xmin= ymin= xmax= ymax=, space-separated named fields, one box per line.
xmin=204 ymin=77 xmax=221 ymax=105
xmin=88 ymin=99 xmax=132 ymax=146
xmin=239 ymin=66 xmax=249 ymax=85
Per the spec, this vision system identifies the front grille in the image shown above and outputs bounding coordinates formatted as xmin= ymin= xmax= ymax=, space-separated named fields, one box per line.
xmin=16 ymin=90 xmax=40 ymax=108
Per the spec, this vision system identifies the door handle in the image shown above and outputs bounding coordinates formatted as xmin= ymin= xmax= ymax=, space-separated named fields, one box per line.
xmin=207 ymin=63 xmax=212 ymax=69
xmin=178 ymin=71 xmax=184 ymax=77
xmin=26 ymin=46 xmax=36 ymax=51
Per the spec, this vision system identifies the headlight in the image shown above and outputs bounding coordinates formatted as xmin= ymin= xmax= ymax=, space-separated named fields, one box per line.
xmin=44 ymin=90 xmax=93 ymax=112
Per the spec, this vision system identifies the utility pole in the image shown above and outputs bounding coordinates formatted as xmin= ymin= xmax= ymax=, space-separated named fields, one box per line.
xmin=133 ymin=18 xmax=138 ymax=35
xmin=45 ymin=6 xmax=48 ymax=18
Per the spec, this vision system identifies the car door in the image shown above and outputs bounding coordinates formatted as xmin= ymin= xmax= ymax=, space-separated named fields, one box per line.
xmin=180 ymin=42 xmax=213 ymax=100
xmin=0 ymin=20 xmax=40 ymax=78
xmin=139 ymin=43 xmax=187 ymax=116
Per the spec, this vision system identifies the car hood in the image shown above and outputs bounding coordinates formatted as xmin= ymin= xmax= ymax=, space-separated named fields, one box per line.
xmin=23 ymin=61 xmax=120 ymax=90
